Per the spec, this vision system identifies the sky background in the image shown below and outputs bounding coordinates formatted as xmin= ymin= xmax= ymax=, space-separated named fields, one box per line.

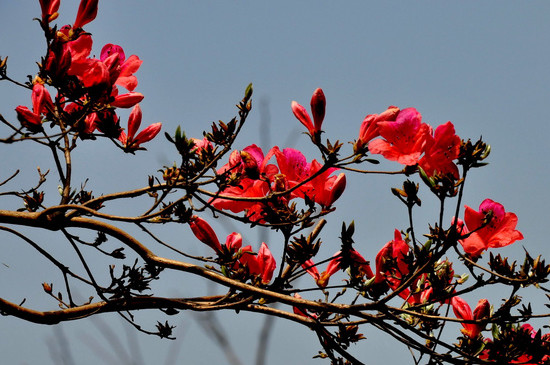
xmin=1 ymin=1 xmax=550 ymax=364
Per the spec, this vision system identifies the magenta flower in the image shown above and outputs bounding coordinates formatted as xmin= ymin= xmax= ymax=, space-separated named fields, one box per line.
xmin=458 ymin=199 xmax=523 ymax=257
xmin=100 ymin=44 xmax=143 ymax=92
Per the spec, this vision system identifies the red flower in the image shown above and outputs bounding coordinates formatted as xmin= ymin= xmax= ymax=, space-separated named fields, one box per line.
xmin=458 ymin=199 xmax=523 ymax=257
xmin=39 ymin=0 xmax=60 ymax=23
xmin=307 ymin=160 xmax=346 ymax=208
xmin=118 ymin=104 xmax=162 ymax=151
xmin=189 ymin=216 xmax=222 ymax=253
xmin=73 ymin=0 xmax=99 ymax=29
xmin=355 ymin=106 xmax=399 ymax=151
xmin=209 ymin=179 xmax=271 ymax=222
xmin=418 ymin=121 xmax=461 ymax=178
xmin=291 ymin=88 xmax=326 ymax=141
xmin=292 ymin=293 xmax=318 ymax=319
xmin=305 ymin=250 xmax=373 ymax=288
xmin=111 ymin=91 xmax=144 ymax=108
xmin=15 ymin=83 xmax=53 ymax=130
xmin=451 ymin=297 xmax=490 ymax=338
xmin=15 ymin=106 xmax=42 ymax=130
xmin=240 ymin=242 xmax=277 ymax=284
xmin=268 ymin=148 xmax=346 ymax=207
xmin=374 ymin=229 xmax=410 ymax=286
xmin=368 ymin=107 xmax=431 ymax=165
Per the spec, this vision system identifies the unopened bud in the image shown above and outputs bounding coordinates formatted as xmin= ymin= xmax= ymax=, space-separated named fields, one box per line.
xmin=42 ymin=282 xmax=53 ymax=293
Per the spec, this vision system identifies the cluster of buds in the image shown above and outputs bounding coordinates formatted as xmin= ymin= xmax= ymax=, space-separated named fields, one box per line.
xmin=14 ymin=0 xmax=161 ymax=152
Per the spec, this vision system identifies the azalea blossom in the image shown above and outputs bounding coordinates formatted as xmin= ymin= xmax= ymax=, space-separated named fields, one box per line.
xmin=118 ymin=104 xmax=162 ymax=151
xmin=100 ymin=44 xmax=143 ymax=92
xmin=291 ymin=88 xmax=326 ymax=141
xmin=355 ymin=106 xmax=400 ymax=152
xmin=451 ymin=297 xmax=490 ymax=338
xmin=368 ymin=107 xmax=431 ymax=166
xmin=374 ymin=229 xmax=410 ymax=285
xmin=240 ymin=242 xmax=277 ymax=284
xmin=304 ymin=250 xmax=373 ymax=289
xmin=15 ymin=83 xmax=53 ymax=130
xmin=458 ymin=199 xmax=523 ymax=257
xmin=418 ymin=121 xmax=461 ymax=178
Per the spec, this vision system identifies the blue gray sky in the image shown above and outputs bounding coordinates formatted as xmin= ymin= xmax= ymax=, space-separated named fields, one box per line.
xmin=1 ymin=1 xmax=550 ymax=364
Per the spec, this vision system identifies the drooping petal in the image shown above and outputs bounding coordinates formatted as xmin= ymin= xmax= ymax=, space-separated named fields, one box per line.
xmin=291 ymin=101 xmax=314 ymax=134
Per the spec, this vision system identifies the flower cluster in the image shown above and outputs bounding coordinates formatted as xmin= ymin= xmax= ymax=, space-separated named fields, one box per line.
xmin=210 ymin=144 xmax=346 ymax=222
xmin=361 ymin=107 xmax=461 ymax=178
xmin=189 ymin=216 xmax=276 ymax=285
xmin=15 ymin=0 xmax=161 ymax=151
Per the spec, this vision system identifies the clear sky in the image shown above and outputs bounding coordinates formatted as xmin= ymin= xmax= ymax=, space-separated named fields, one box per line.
xmin=1 ymin=1 xmax=549 ymax=364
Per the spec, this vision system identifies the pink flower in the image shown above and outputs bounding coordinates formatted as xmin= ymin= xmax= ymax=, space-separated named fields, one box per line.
xmin=458 ymin=199 xmax=523 ymax=257
xmin=100 ymin=44 xmax=143 ymax=92
xmin=118 ymin=104 xmax=162 ymax=151
xmin=451 ymin=297 xmax=490 ymax=338
xmin=368 ymin=107 xmax=431 ymax=165
xmin=190 ymin=137 xmax=213 ymax=156
xmin=268 ymin=148 xmax=346 ymax=207
xmin=291 ymin=88 xmax=326 ymax=140
xmin=418 ymin=121 xmax=461 ymax=178
xmin=73 ymin=0 xmax=99 ymax=29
